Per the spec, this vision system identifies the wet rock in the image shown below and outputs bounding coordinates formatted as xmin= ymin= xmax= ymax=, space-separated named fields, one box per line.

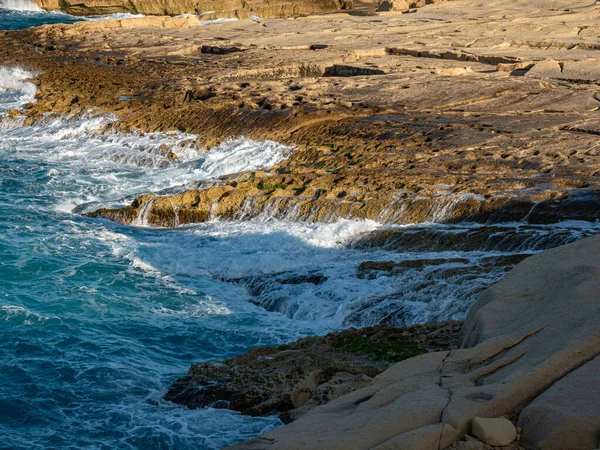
xmin=471 ymin=417 xmax=517 ymax=446
xmin=357 ymin=258 xmax=471 ymax=278
xmin=351 ymin=225 xmax=595 ymax=253
xmin=282 ymin=372 xmax=373 ymax=422
xmin=165 ymin=322 xmax=461 ymax=421
xmin=4 ymin=0 xmax=600 ymax=235
xmin=87 ymin=184 xmax=600 ymax=228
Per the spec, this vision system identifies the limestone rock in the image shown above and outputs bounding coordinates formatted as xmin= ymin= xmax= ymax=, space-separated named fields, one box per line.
xmin=525 ymin=60 xmax=563 ymax=79
xmin=229 ymin=235 xmax=600 ymax=449
xmin=526 ymin=59 xmax=600 ymax=83
xmin=33 ymin=0 xmax=352 ymax=18
xmin=6 ymin=0 xmax=600 ymax=231
xmin=518 ymin=356 xmax=600 ymax=449
xmin=284 ymin=372 xmax=373 ymax=422
xmin=471 ymin=417 xmax=517 ymax=446
xmin=435 ymin=67 xmax=473 ymax=76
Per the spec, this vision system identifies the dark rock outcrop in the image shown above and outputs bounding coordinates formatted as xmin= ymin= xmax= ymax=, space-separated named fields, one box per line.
xmin=165 ymin=322 xmax=462 ymax=422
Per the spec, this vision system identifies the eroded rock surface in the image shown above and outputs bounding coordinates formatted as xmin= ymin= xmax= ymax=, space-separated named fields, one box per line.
xmin=229 ymin=234 xmax=600 ymax=449
xmin=32 ymin=0 xmax=353 ymax=18
xmin=3 ymin=0 xmax=598 ymax=227
xmin=518 ymin=356 xmax=600 ymax=449
xmin=1 ymin=1 xmax=598 ymax=448
xmin=165 ymin=322 xmax=462 ymax=422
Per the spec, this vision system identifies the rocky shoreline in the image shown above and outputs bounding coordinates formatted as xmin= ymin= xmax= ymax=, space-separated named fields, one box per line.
xmin=3 ymin=0 xmax=600 ymax=228
xmin=29 ymin=0 xmax=452 ymax=18
xmin=2 ymin=0 xmax=600 ymax=448
xmin=229 ymin=233 xmax=600 ymax=449
xmin=165 ymin=322 xmax=462 ymax=423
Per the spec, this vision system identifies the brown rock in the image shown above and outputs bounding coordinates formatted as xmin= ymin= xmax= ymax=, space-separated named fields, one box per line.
xmin=3 ymin=0 xmax=600 ymax=229
xmin=33 ymin=0 xmax=352 ymax=18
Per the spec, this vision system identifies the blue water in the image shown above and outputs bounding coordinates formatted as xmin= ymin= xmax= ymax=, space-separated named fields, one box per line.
xmin=0 ymin=2 xmax=147 ymax=31
xmin=0 ymin=8 xmax=80 ymax=30
xmin=0 ymin=120 xmax=326 ymax=448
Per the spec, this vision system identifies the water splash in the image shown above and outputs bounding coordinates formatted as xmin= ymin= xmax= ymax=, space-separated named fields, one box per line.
xmin=0 ymin=0 xmax=42 ymax=12
xmin=84 ymin=12 xmax=145 ymax=21
xmin=0 ymin=6 xmax=147 ymax=31
xmin=1 ymin=63 xmax=599 ymax=450
xmin=134 ymin=198 xmax=157 ymax=227
xmin=0 ymin=111 xmax=293 ymax=214
xmin=0 ymin=67 xmax=38 ymax=112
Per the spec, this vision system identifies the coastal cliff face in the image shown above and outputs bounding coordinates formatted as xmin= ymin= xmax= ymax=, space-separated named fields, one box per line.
xmin=30 ymin=0 xmax=453 ymax=16
xmin=230 ymin=234 xmax=600 ymax=449
xmin=32 ymin=0 xmax=352 ymax=18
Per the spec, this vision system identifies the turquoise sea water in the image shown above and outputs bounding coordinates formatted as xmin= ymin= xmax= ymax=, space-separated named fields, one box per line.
xmin=0 ymin=9 xmax=79 ymax=29
xmin=0 ymin=105 xmax=341 ymax=448
xmin=0 ymin=1 xmax=81 ymax=30
xmin=0 ymin=1 xmax=146 ymax=31
xmin=0 ymin=121 xmax=316 ymax=448
xmin=0 ymin=65 xmax=429 ymax=450
xmin=2 ymin=10 xmax=600 ymax=450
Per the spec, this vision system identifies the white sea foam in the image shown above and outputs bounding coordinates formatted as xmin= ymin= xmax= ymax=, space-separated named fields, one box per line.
xmin=200 ymin=17 xmax=238 ymax=25
xmin=0 ymin=0 xmax=148 ymax=18
xmin=2 ymin=58 xmax=600 ymax=450
xmin=122 ymin=220 xmax=477 ymax=325
xmin=1 ymin=84 xmax=598 ymax=330
xmin=83 ymin=12 xmax=145 ymax=21
xmin=0 ymin=112 xmax=292 ymax=212
xmin=149 ymin=296 xmax=232 ymax=317
xmin=0 ymin=305 xmax=58 ymax=325
xmin=111 ymin=215 xmax=600 ymax=327
xmin=0 ymin=67 xmax=38 ymax=112
xmin=190 ymin=138 xmax=292 ymax=178
xmin=0 ymin=0 xmax=42 ymax=12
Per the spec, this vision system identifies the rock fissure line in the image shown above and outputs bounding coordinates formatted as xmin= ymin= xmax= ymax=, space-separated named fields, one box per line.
xmin=516 ymin=342 xmax=600 ymax=415
xmin=473 ymin=351 xmax=527 ymax=386
xmin=437 ymin=350 xmax=454 ymax=450
xmin=463 ymin=326 xmax=545 ymax=373
xmin=228 ymin=236 xmax=600 ymax=448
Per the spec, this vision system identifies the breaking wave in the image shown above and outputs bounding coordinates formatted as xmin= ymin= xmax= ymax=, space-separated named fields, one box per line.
xmin=0 ymin=0 xmax=42 ymax=12
xmin=0 ymin=66 xmax=38 ymax=112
